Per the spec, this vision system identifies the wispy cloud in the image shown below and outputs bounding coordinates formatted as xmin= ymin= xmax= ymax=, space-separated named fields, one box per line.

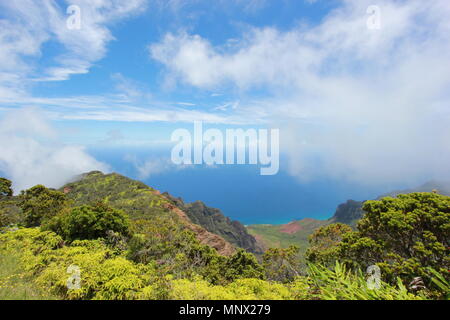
xmin=214 ymin=101 xmax=240 ymax=111
xmin=124 ymin=154 xmax=191 ymax=179
xmin=0 ymin=0 xmax=146 ymax=90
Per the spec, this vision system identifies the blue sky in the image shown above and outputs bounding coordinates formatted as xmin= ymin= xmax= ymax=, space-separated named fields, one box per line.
xmin=26 ymin=0 xmax=339 ymax=122
xmin=0 ymin=0 xmax=449 ymax=223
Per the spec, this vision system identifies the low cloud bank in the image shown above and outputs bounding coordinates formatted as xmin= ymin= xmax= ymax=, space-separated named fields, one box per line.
xmin=0 ymin=108 xmax=109 ymax=193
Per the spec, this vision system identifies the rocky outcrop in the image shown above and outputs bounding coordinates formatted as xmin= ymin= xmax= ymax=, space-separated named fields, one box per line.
xmin=328 ymin=200 xmax=364 ymax=226
xmin=164 ymin=193 xmax=262 ymax=253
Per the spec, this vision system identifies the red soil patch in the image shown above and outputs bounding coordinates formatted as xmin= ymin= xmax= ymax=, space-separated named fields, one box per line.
xmin=279 ymin=221 xmax=303 ymax=234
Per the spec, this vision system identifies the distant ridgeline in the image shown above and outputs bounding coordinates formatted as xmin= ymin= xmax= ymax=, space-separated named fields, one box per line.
xmin=247 ymin=181 xmax=450 ymax=252
xmin=61 ymin=171 xmax=261 ymax=254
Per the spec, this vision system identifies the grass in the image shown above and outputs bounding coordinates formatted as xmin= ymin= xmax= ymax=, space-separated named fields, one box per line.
xmin=0 ymin=252 xmax=57 ymax=300
xmin=247 ymin=219 xmax=329 ymax=251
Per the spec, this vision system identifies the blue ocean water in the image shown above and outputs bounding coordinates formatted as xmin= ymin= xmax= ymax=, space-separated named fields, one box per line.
xmin=90 ymin=147 xmax=394 ymax=225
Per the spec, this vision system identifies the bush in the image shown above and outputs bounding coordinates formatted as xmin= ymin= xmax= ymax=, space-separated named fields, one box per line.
xmin=338 ymin=192 xmax=450 ymax=296
xmin=305 ymin=223 xmax=352 ymax=267
xmin=126 ymin=218 xmax=229 ymax=284
xmin=44 ymin=203 xmax=130 ymax=242
xmin=263 ymin=245 xmax=301 ymax=282
xmin=20 ymin=185 xmax=69 ymax=227
xmin=224 ymin=249 xmax=265 ymax=282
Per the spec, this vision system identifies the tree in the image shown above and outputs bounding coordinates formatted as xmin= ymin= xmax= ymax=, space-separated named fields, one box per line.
xmin=305 ymin=223 xmax=352 ymax=267
xmin=338 ymin=192 xmax=450 ymax=293
xmin=44 ymin=202 xmax=130 ymax=242
xmin=0 ymin=178 xmax=13 ymax=197
xmin=263 ymin=245 xmax=301 ymax=282
xmin=20 ymin=185 xmax=69 ymax=227
xmin=224 ymin=249 xmax=265 ymax=281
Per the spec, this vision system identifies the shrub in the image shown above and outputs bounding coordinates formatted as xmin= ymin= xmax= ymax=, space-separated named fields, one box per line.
xmin=224 ymin=249 xmax=265 ymax=282
xmin=305 ymin=223 xmax=352 ymax=267
xmin=338 ymin=192 xmax=450 ymax=296
xmin=0 ymin=228 xmax=153 ymax=300
xmin=20 ymin=185 xmax=69 ymax=227
xmin=127 ymin=218 xmax=229 ymax=284
xmin=44 ymin=203 xmax=130 ymax=242
xmin=263 ymin=245 xmax=301 ymax=282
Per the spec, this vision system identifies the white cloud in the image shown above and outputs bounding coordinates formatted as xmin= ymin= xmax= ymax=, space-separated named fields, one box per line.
xmin=111 ymin=73 xmax=148 ymax=100
xmin=0 ymin=108 xmax=109 ymax=193
xmin=124 ymin=154 xmax=190 ymax=179
xmin=214 ymin=101 xmax=240 ymax=111
xmin=149 ymin=0 xmax=450 ymax=186
xmin=0 ymin=0 xmax=273 ymax=126
xmin=0 ymin=0 xmax=146 ymax=89
xmin=0 ymin=91 xmax=249 ymax=124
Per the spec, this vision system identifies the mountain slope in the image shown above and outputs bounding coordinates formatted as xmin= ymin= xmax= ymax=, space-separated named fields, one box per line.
xmin=164 ymin=194 xmax=261 ymax=253
xmin=61 ymin=171 xmax=235 ymax=256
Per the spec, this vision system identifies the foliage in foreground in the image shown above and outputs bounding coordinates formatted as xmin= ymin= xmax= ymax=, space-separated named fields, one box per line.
xmin=0 ymin=228 xmax=428 ymax=300
xmin=43 ymin=203 xmax=130 ymax=242
xmin=1 ymin=178 xmax=448 ymax=300
xmin=0 ymin=251 xmax=56 ymax=300
xmin=306 ymin=193 xmax=450 ymax=298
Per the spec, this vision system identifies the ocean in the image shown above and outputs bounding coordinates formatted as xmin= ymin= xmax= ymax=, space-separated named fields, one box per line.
xmin=89 ymin=146 xmax=396 ymax=225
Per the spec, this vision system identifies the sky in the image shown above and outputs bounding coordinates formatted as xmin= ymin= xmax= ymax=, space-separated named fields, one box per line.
xmin=0 ymin=0 xmax=449 ymax=223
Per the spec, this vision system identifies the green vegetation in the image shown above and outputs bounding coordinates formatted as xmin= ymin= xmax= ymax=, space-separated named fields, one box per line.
xmin=305 ymin=223 xmax=353 ymax=267
xmin=0 ymin=178 xmax=13 ymax=197
xmin=0 ymin=198 xmax=21 ymax=228
xmin=0 ymin=173 xmax=448 ymax=300
xmin=61 ymin=171 xmax=173 ymax=220
xmin=247 ymin=219 xmax=328 ymax=260
xmin=340 ymin=193 xmax=449 ymax=295
xmin=263 ymin=246 xmax=301 ymax=282
xmin=0 ymin=251 xmax=56 ymax=300
xmin=306 ymin=193 xmax=450 ymax=299
xmin=166 ymin=195 xmax=261 ymax=253
xmin=0 ymin=177 xmax=21 ymax=228
xmin=43 ymin=203 xmax=130 ymax=242
xmin=306 ymin=262 xmax=421 ymax=300
xmin=0 ymin=228 xmax=427 ymax=300
xmin=61 ymin=171 xmax=259 ymax=253
xmin=21 ymin=185 xmax=69 ymax=227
